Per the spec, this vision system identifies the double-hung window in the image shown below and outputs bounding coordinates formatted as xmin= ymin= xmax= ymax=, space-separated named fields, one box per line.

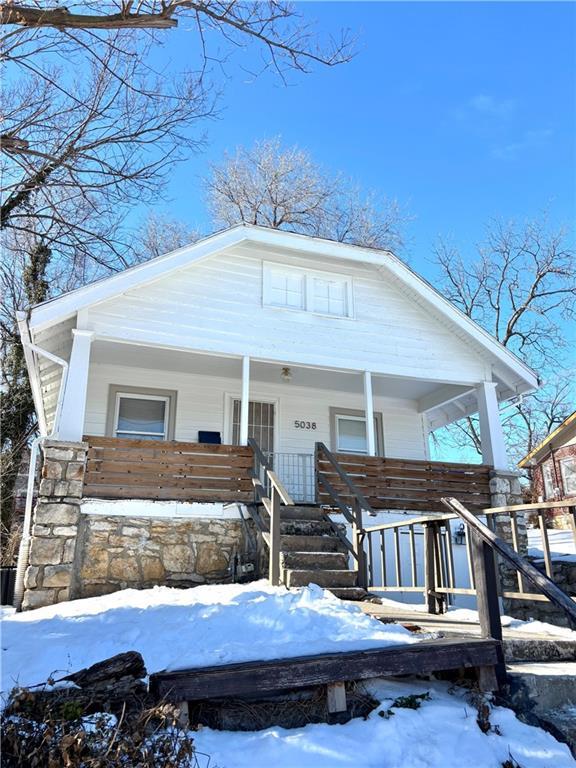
xmin=107 ymin=386 xmax=177 ymax=441
xmin=263 ymin=263 xmax=353 ymax=318
xmin=560 ymin=457 xmax=576 ymax=497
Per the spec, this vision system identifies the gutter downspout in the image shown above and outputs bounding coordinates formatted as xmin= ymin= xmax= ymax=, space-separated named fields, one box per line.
xmin=13 ymin=324 xmax=70 ymax=612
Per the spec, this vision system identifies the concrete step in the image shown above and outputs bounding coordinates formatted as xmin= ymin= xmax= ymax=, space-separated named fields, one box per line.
xmin=280 ymin=535 xmax=345 ymax=553
xmin=280 ymin=507 xmax=325 ymax=521
xmin=280 ymin=519 xmax=333 ymax=536
xmin=503 ymin=637 xmax=576 ymax=664
xmin=507 ymin=661 xmax=576 ymax=755
xmin=285 ymin=569 xmax=358 ymax=588
xmin=280 ymin=551 xmax=349 ymax=571
xmin=328 ymin=587 xmax=369 ymax=601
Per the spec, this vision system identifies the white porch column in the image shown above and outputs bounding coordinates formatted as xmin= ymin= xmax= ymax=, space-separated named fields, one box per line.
xmin=239 ymin=355 xmax=250 ymax=445
xmin=363 ymin=370 xmax=376 ymax=456
xmin=58 ymin=330 xmax=95 ymax=441
xmin=476 ymin=381 xmax=508 ymax=470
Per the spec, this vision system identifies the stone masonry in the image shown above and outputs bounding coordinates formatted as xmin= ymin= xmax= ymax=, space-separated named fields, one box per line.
xmin=22 ymin=440 xmax=88 ymax=610
xmin=74 ymin=514 xmax=245 ymax=599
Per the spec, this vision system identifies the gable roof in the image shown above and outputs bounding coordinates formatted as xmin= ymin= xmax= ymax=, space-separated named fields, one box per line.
xmin=518 ymin=411 xmax=576 ymax=468
xmin=23 ymin=224 xmax=538 ymax=393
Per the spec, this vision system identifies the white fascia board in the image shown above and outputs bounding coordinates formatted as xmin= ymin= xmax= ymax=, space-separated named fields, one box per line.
xmin=26 ymin=223 xmax=539 ymax=391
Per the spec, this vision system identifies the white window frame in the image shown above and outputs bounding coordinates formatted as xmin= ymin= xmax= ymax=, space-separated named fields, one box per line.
xmin=114 ymin=391 xmax=170 ymax=440
xmin=559 ymin=457 xmax=576 ymax=497
xmin=262 ymin=262 xmax=354 ymax=319
xmin=335 ymin=414 xmax=368 ymax=454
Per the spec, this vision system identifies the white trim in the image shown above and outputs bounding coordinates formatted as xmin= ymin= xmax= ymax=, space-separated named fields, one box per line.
xmin=335 ymin=414 xmax=370 ymax=455
xmin=476 ymin=381 xmax=508 ymax=470
xmin=81 ymin=499 xmax=242 ymax=520
xmin=239 ymin=356 xmax=250 ymax=445
xmin=364 ymin=371 xmax=376 ymax=456
xmin=113 ymin=391 xmax=170 ymax=440
xmin=58 ymin=330 xmax=94 ymax=441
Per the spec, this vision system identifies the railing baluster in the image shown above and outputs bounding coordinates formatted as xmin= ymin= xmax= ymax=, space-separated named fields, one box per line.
xmin=409 ymin=524 xmax=417 ymax=587
xmin=394 ymin=527 xmax=402 ymax=587
xmin=538 ymin=508 xmax=553 ymax=578
xmin=465 ymin=524 xmax=476 ymax=589
xmin=424 ymin=522 xmax=442 ymax=614
xmin=368 ymin=532 xmax=374 ymax=587
xmin=509 ymin=509 xmax=526 ymax=593
xmin=444 ymin=521 xmax=456 ymax=599
xmin=380 ymin=529 xmax=387 ymax=588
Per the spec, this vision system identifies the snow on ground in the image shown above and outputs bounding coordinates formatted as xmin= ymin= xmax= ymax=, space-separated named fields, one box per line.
xmin=194 ymin=678 xmax=576 ymax=768
xmin=0 ymin=581 xmax=416 ymax=697
xmin=528 ymin=528 xmax=576 ymax=563
xmin=375 ymin=596 xmax=576 ymax=638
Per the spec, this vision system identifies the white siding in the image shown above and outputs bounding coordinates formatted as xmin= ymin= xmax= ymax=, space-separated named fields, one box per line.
xmin=85 ymin=362 xmax=428 ymax=461
xmin=83 ymin=248 xmax=489 ymax=384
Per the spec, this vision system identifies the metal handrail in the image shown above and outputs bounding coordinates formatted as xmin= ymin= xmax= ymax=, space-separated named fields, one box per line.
xmin=247 ymin=438 xmax=294 ymax=586
xmin=315 ymin=442 xmax=375 ymax=515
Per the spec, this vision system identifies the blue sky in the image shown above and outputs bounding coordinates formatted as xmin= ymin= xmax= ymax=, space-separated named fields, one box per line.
xmin=148 ymin=0 xmax=575 ymax=280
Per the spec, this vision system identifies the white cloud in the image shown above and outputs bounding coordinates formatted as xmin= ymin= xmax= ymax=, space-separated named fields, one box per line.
xmin=491 ymin=128 xmax=554 ymax=160
xmin=469 ymin=93 xmax=516 ymax=119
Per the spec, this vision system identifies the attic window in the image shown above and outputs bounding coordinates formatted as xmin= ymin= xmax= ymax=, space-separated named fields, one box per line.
xmin=263 ymin=263 xmax=353 ymax=318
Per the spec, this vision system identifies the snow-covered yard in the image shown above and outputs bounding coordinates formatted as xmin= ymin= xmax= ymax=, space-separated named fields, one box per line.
xmin=1 ymin=581 xmax=415 ymax=696
xmin=2 ymin=582 xmax=575 ymax=767
xmin=195 ymin=678 xmax=576 ymax=768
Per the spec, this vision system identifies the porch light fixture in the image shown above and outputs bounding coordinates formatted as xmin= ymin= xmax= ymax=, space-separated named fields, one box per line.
xmin=281 ymin=366 xmax=292 ymax=383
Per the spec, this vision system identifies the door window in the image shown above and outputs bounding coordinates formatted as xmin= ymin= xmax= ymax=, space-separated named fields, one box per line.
xmin=232 ymin=400 xmax=275 ymax=453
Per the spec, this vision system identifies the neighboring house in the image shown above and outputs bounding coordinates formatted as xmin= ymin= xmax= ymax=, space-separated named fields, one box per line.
xmin=16 ymin=224 xmax=538 ymax=609
xmin=519 ymin=411 xmax=576 ymax=505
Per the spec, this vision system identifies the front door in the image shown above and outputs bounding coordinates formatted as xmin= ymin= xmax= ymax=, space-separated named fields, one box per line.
xmin=231 ymin=400 xmax=275 ymax=454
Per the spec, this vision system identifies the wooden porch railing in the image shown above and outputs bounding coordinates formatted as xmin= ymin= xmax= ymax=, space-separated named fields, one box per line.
xmin=316 ymin=451 xmax=492 ymax=513
xmin=83 ymin=436 xmax=254 ymax=502
xmin=363 ymin=499 xmax=576 ymax=626
xmin=248 ymin=438 xmax=294 ymax=586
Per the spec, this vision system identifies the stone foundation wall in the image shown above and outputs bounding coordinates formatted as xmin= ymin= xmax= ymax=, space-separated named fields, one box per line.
xmin=501 ymin=559 xmax=576 ymax=627
xmin=75 ymin=514 xmax=247 ymax=599
xmin=21 ymin=439 xmax=255 ymax=610
xmin=22 ymin=440 xmax=88 ymax=610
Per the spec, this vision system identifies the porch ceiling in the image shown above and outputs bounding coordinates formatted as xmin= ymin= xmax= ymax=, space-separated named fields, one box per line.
xmin=89 ymin=340 xmax=444 ymax=401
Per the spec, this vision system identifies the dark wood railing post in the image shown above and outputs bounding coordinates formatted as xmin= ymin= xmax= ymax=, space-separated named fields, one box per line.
xmin=424 ymin=522 xmax=443 ymax=614
xmin=269 ymin=485 xmax=281 ymax=587
xmin=353 ymin=498 xmax=368 ymax=589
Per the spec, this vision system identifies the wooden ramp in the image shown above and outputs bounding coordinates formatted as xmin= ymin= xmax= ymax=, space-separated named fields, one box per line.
xmin=149 ymin=638 xmax=500 ymax=706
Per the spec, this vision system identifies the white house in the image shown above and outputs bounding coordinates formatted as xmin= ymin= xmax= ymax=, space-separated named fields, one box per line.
xmin=16 ymin=224 xmax=538 ymax=609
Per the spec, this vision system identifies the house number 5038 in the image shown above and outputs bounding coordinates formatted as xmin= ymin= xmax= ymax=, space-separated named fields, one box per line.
xmin=294 ymin=420 xmax=317 ymax=430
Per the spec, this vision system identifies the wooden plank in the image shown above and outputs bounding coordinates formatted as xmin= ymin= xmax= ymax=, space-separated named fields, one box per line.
xmin=87 ymin=454 xmax=254 ymax=469
xmin=85 ymin=461 xmax=253 ymax=478
xmin=84 ymin=473 xmax=253 ymax=491
xmin=326 ymin=682 xmax=347 ymax=713
xmin=83 ymin=485 xmax=253 ymax=502
xmin=148 ymin=638 xmax=500 ymax=702
xmin=85 ymin=435 xmax=252 ymax=455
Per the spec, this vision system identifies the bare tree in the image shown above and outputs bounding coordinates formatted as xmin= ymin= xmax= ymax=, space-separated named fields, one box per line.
xmin=206 ymin=137 xmax=406 ymax=250
xmin=432 ymin=217 xmax=575 ymax=466
xmin=134 ymin=211 xmax=200 ymax=262
xmin=0 ymin=2 xmax=353 ymax=528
